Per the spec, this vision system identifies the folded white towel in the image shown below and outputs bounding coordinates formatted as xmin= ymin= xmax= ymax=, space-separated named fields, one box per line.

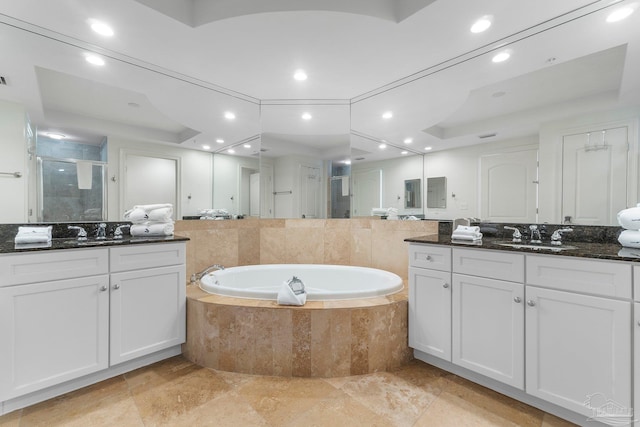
xmin=371 ymin=208 xmax=388 ymax=216
xmin=148 ymin=207 xmax=173 ymax=222
xmin=133 ymin=203 xmax=173 ymax=212
xmin=451 ymin=232 xmax=483 ymax=241
xmin=618 ymin=230 xmax=640 ymax=248
xmin=617 ymin=205 xmax=640 ymax=230
xmin=454 ymin=225 xmax=480 ymax=234
xmin=15 ymin=226 xmax=52 ymax=244
xmin=130 ymin=223 xmax=174 ymax=237
xmin=277 ymin=279 xmax=307 ymax=306
xmin=123 ymin=207 xmax=149 ymax=223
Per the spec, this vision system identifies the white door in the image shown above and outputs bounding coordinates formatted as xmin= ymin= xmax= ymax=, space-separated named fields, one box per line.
xmin=124 ymin=154 xmax=177 ymax=216
xmin=352 ymin=169 xmax=382 ymax=217
xmin=261 ymin=164 xmax=274 ymax=218
xmin=562 ymin=127 xmax=628 ymax=225
xmin=0 ymin=276 xmax=109 ymax=401
xmin=525 ymin=286 xmax=631 ymax=418
xmin=480 ymin=149 xmax=538 ymax=223
xmin=300 ymin=165 xmax=321 ymax=218
xmin=110 ymin=265 xmax=186 ymax=365
xmin=408 ymin=267 xmax=452 ymax=361
xmin=249 ymin=172 xmax=260 ymax=217
xmin=452 ymin=274 xmax=524 ymax=389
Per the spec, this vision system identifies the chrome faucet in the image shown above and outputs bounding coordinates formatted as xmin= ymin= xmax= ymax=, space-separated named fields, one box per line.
xmin=550 ymin=228 xmax=573 ymax=246
xmin=504 ymin=226 xmax=522 ymax=242
xmin=529 ymin=225 xmax=542 ymax=244
xmin=67 ymin=225 xmax=87 ymax=241
xmin=190 ymin=264 xmax=225 ymax=284
xmin=113 ymin=224 xmax=131 ymax=239
xmin=96 ymin=223 xmax=107 ymax=240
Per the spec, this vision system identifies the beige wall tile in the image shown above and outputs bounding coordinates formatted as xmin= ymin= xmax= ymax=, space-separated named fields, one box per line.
xmin=323 ymin=228 xmax=351 ymax=265
xmin=260 ymin=227 xmax=287 ymax=264
xmin=291 ymin=310 xmax=311 ymax=377
xmin=285 ymin=227 xmax=324 ymax=264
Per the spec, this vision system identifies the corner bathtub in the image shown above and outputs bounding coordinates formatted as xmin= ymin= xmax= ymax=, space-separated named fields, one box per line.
xmin=185 ymin=264 xmax=411 ymax=377
xmin=198 ymin=264 xmax=404 ymax=300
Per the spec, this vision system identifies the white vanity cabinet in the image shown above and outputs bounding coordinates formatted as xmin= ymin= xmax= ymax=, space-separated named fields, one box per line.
xmin=451 ymin=249 xmax=525 ymax=389
xmin=0 ymin=249 xmax=110 ymax=401
xmin=109 ymin=243 xmax=186 ymax=365
xmin=408 ymin=244 xmax=452 ymax=360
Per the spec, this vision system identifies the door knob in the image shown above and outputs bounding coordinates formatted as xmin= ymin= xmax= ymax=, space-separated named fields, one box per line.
xmin=443 ymin=283 xmax=449 ymax=288
xmin=513 ymin=297 xmax=521 ymax=303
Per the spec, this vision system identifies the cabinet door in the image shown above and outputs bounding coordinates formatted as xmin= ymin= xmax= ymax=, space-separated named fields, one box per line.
xmin=452 ymin=274 xmax=524 ymax=389
xmin=635 ymin=303 xmax=640 ymax=425
xmin=110 ymin=265 xmax=186 ymax=365
xmin=0 ymin=276 xmax=109 ymax=401
xmin=526 ymin=286 xmax=631 ymax=418
xmin=408 ymin=267 xmax=451 ymax=361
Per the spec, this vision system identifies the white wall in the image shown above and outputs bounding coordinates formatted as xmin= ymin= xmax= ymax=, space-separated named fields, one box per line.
xmin=0 ymin=100 xmax=29 ymax=222
xmin=273 ymin=154 xmax=324 ymax=218
xmin=352 ymin=154 xmax=424 ymax=216
xmin=213 ymin=153 xmax=259 ymax=216
xmin=423 ymin=136 xmax=538 ymax=221
xmin=107 ymin=137 xmax=213 ymax=220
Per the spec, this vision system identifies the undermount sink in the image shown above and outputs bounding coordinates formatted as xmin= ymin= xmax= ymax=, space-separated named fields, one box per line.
xmin=497 ymin=242 xmax=577 ymax=251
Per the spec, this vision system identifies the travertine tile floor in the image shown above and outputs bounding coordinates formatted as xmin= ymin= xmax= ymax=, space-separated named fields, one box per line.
xmin=0 ymin=356 xmax=577 ymax=427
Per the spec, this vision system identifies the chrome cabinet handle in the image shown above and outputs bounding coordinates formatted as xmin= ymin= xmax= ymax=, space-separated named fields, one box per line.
xmin=513 ymin=297 xmax=521 ymax=303
xmin=113 ymin=284 xmax=120 ymax=290
xmin=443 ymin=283 xmax=449 ymax=288
xmin=527 ymin=300 xmax=536 ymax=307
xmin=100 ymin=285 xmax=107 ymax=292
xmin=425 ymin=255 xmax=432 ymax=261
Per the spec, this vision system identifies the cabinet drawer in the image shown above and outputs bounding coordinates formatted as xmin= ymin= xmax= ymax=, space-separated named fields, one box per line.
xmin=0 ymin=248 xmax=109 ymax=286
xmin=409 ymin=244 xmax=451 ymax=271
xmin=110 ymin=243 xmax=186 ymax=272
xmin=526 ymin=255 xmax=631 ymax=299
xmin=453 ymin=248 xmax=524 ymax=282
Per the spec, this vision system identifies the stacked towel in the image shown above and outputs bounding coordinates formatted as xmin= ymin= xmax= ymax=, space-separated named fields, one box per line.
xmin=15 ymin=226 xmax=52 ymax=244
xmin=451 ymin=225 xmax=483 ymax=241
xmin=617 ymin=204 xmax=640 ymax=248
xmin=125 ymin=203 xmax=174 ymax=237
xmin=199 ymin=208 xmax=230 ymax=220
xmin=371 ymin=207 xmax=398 ymax=219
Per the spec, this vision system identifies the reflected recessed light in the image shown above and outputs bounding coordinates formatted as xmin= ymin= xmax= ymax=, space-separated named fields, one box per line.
xmin=58 ymin=168 xmax=65 ymax=172
xmin=342 ymin=159 xmax=351 ymax=165
xmin=293 ymin=70 xmax=308 ymax=81
xmin=85 ymin=54 xmax=105 ymax=66
xmin=379 ymin=143 xmax=387 ymax=149
xmin=89 ymin=20 xmax=114 ymax=37
xmin=401 ymin=151 xmax=408 ymax=155
xmin=607 ymin=6 xmax=634 ymax=22
xmin=470 ymin=16 xmax=492 ymax=33
xmin=492 ymin=51 xmax=510 ymax=63
xmin=382 ymin=111 xmax=393 ymax=119
xmin=243 ymin=144 xmax=251 ymax=148
xmin=403 ymin=138 xmax=413 ymax=144
xmin=216 ymin=138 xmax=224 ymax=144
xmin=202 ymin=145 xmax=211 ymax=150
xmin=227 ymin=149 xmax=235 ymax=154
xmin=424 ymin=146 xmax=433 ymax=151
xmin=301 ymin=112 xmax=312 ymax=120
xmin=224 ymin=111 xmax=236 ymax=120
xmin=46 ymin=132 xmax=66 ymax=140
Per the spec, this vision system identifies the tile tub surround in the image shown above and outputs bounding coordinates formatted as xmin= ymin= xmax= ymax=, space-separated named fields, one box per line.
xmin=174 ymin=217 xmax=439 ymax=282
xmin=184 ymin=284 xmax=412 ymax=377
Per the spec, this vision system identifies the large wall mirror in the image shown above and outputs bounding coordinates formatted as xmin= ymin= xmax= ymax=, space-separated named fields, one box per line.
xmin=1 ymin=1 xmax=639 ymax=225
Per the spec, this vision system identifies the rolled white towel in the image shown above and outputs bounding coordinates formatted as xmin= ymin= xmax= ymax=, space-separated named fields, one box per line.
xmin=133 ymin=203 xmax=173 ymax=212
xmin=130 ymin=223 xmax=174 ymax=237
xmin=277 ymin=279 xmax=307 ymax=306
xmin=617 ymin=205 xmax=640 ymax=230
xmin=148 ymin=207 xmax=173 ymax=222
xmin=451 ymin=232 xmax=482 ymax=241
xmin=123 ymin=207 xmax=149 ymax=223
xmin=17 ymin=226 xmax=52 ymax=236
xmin=15 ymin=226 xmax=52 ymax=244
xmin=618 ymin=229 xmax=640 ymax=248
xmin=454 ymin=225 xmax=480 ymax=234
xmin=371 ymin=208 xmax=388 ymax=216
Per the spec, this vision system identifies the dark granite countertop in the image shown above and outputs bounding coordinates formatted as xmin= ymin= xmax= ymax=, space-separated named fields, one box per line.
xmin=405 ymin=234 xmax=640 ymax=263
xmin=0 ymin=235 xmax=189 ymax=254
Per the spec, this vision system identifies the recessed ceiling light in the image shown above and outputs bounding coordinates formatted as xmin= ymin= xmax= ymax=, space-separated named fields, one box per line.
xmin=401 ymin=151 xmax=408 ymax=155
xmin=58 ymin=168 xmax=65 ymax=172
xmin=85 ymin=54 xmax=105 ymax=66
xmin=382 ymin=111 xmax=393 ymax=119
xmin=403 ymin=138 xmax=413 ymax=144
xmin=301 ymin=112 xmax=312 ymax=120
xmin=202 ymin=145 xmax=211 ymax=150
xmin=46 ymin=132 xmax=66 ymax=140
xmin=216 ymin=138 xmax=224 ymax=144
xmin=243 ymin=144 xmax=251 ymax=148
xmin=379 ymin=143 xmax=387 ymax=149
xmin=227 ymin=149 xmax=235 ymax=154
xmin=293 ymin=70 xmax=308 ymax=81
xmin=492 ymin=51 xmax=510 ymax=63
xmin=224 ymin=112 xmax=236 ymax=120
xmin=424 ymin=146 xmax=433 ymax=151
xmin=607 ymin=6 xmax=635 ymax=22
xmin=89 ymin=20 xmax=114 ymax=37
xmin=470 ymin=16 xmax=492 ymax=33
